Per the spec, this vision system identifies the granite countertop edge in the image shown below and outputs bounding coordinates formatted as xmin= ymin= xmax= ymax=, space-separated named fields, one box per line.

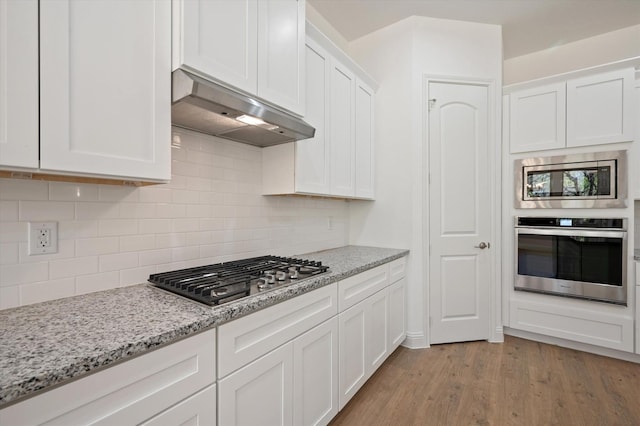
xmin=0 ymin=245 xmax=408 ymax=408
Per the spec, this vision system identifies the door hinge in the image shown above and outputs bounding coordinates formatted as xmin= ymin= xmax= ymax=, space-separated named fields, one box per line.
xmin=428 ymin=98 xmax=436 ymax=111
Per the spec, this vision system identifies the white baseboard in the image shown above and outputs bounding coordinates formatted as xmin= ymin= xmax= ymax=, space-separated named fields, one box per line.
xmin=401 ymin=331 xmax=429 ymax=349
xmin=505 ymin=327 xmax=640 ymax=364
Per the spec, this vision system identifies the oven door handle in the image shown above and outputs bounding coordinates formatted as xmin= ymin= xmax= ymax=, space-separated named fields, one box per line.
xmin=515 ymin=227 xmax=627 ymax=239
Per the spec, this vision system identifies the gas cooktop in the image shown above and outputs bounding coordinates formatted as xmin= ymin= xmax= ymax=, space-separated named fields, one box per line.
xmin=148 ymin=255 xmax=329 ymax=306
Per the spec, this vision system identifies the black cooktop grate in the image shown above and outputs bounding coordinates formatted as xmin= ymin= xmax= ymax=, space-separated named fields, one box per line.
xmin=148 ymin=255 xmax=329 ymax=306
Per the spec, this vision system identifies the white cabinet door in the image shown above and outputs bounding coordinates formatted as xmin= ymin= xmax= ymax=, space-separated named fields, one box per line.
xmin=338 ymin=300 xmax=366 ymax=410
xmin=366 ymin=287 xmax=389 ymax=373
xmin=295 ymin=38 xmax=331 ymax=195
xmin=354 ymin=79 xmax=375 ymax=199
xmin=293 ymin=317 xmax=339 ymax=426
xmin=219 ymin=343 xmax=294 ymax=426
xmin=0 ymin=329 xmax=216 ymax=426
xmin=39 ymin=0 xmax=171 ymax=181
xmin=257 ymin=0 xmax=305 ymax=115
xmin=179 ymin=0 xmax=258 ymax=95
xmin=509 ymin=82 xmax=566 ymax=153
xmin=567 ymin=68 xmax=635 ymax=147
xmin=388 ymin=276 xmax=406 ymax=350
xmin=141 ymin=384 xmax=216 ymax=426
xmin=0 ymin=0 xmax=39 ymax=169
xmin=330 ymin=59 xmax=356 ymax=197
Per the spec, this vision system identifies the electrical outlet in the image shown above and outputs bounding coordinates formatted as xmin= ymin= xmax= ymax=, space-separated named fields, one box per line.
xmin=28 ymin=222 xmax=58 ymax=255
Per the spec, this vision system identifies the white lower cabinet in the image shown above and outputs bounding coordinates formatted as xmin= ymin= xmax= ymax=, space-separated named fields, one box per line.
xmin=218 ymin=343 xmax=294 ymax=426
xmin=218 ymin=316 xmax=339 ymax=426
xmin=388 ymin=276 xmax=407 ymax=350
xmin=636 ymin=289 xmax=640 ymax=355
xmin=338 ymin=298 xmax=367 ymax=409
xmin=293 ymin=317 xmax=339 ymax=426
xmin=141 ymin=384 xmax=216 ymax=426
xmin=0 ymin=329 xmax=216 ymax=426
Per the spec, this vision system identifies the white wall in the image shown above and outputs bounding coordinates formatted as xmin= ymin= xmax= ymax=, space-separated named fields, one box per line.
xmin=0 ymin=128 xmax=349 ymax=309
xmin=348 ymin=16 xmax=502 ymax=347
xmin=504 ymin=24 xmax=640 ymax=85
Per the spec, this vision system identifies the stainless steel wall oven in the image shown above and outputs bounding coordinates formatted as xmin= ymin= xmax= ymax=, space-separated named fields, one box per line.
xmin=515 ymin=217 xmax=627 ymax=305
xmin=514 ymin=150 xmax=627 ymax=208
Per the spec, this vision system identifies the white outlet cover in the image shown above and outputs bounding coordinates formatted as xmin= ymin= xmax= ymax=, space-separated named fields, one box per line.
xmin=28 ymin=222 xmax=58 ymax=255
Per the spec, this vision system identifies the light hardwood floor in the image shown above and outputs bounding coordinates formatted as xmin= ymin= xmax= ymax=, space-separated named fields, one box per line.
xmin=329 ymin=335 xmax=640 ymax=426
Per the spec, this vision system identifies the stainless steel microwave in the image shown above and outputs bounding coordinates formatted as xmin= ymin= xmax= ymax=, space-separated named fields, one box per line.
xmin=514 ymin=150 xmax=627 ymax=208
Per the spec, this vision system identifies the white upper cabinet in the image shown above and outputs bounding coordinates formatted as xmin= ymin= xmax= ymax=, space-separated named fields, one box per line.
xmin=508 ymin=67 xmax=635 ymax=154
xmin=175 ymin=0 xmax=305 ymax=116
xmin=509 ymin=82 xmax=566 ymax=153
xmin=329 ymin=59 xmax=356 ymax=197
xmin=354 ymin=79 xmax=375 ymax=199
xmin=0 ymin=0 xmax=39 ymax=169
xmin=39 ymin=0 xmax=171 ymax=182
xmin=257 ymin=0 xmax=306 ymax=115
xmin=566 ymin=68 xmax=635 ymax=147
xmin=294 ymin=38 xmax=331 ymax=194
xmin=262 ymin=25 xmax=377 ymax=200
xmin=179 ymin=0 xmax=258 ymax=95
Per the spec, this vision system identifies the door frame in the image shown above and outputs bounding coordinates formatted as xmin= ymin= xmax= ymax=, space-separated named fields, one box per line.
xmin=422 ymin=74 xmax=503 ymax=345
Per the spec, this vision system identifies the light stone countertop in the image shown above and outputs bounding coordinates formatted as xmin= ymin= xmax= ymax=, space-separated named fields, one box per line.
xmin=0 ymin=245 xmax=408 ymax=407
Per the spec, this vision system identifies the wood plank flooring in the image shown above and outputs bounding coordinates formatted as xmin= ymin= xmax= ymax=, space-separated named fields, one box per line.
xmin=329 ymin=336 xmax=640 ymax=426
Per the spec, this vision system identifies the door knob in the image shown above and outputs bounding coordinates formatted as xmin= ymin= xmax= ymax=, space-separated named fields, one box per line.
xmin=474 ymin=242 xmax=489 ymax=249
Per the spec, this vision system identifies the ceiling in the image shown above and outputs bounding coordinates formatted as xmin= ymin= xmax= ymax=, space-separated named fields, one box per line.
xmin=307 ymin=0 xmax=640 ymax=59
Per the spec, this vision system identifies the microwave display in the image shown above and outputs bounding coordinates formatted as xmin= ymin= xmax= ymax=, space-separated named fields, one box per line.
xmin=526 ymin=165 xmax=611 ymax=199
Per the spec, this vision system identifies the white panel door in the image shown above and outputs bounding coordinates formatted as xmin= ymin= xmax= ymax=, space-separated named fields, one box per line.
xmin=295 ymin=38 xmax=331 ymax=195
xmin=338 ymin=301 xmax=366 ymax=410
xmin=509 ymin=82 xmax=566 ymax=153
xmin=39 ymin=0 xmax=171 ymax=181
xmin=181 ymin=0 xmax=258 ymax=95
xmin=354 ymin=79 xmax=375 ymax=199
xmin=428 ymin=81 xmax=491 ymax=344
xmin=330 ymin=60 xmax=356 ymax=197
xmin=567 ymin=68 xmax=635 ymax=147
xmin=257 ymin=0 xmax=305 ymax=115
xmin=293 ymin=317 xmax=339 ymax=426
xmin=218 ymin=343 xmax=294 ymax=426
xmin=0 ymin=0 xmax=38 ymax=168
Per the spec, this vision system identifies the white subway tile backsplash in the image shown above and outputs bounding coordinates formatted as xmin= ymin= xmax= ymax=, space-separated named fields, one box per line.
xmin=50 ymin=257 xmax=98 ymax=279
xmin=21 ymin=278 xmax=75 ymax=305
xmin=119 ymin=234 xmax=156 ymax=252
xmin=0 ymin=243 xmax=18 ymax=265
xmin=0 ymin=179 xmax=48 ymax=201
xmin=49 ymin=182 xmax=99 ymax=202
xmin=76 ymin=272 xmax=120 ymax=295
xmin=75 ymin=237 xmax=119 ymax=256
xmin=20 ymin=201 xmax=75 ymax=221
xmin=99 ymin=252 xmax=139 ymax=272
xmin=119 ymin=265 xmax=156 ymax=287
xmin=98 ymin=219 xmax=138 ymax=237
xmin=0 ymin=286 xmax=20 ymax=309
xmin=98 ymin=186 xmax=139 ymax=202
xmin=0 ymin=129 xmax=348 ymax=308
xmin=75 ymin=202 xmax=120 ymax=220
xmin=0 ymin=262 xmax=48 ymax=286
xmin=138 ymin=248 xmax=172 ymax=266
xmin=0 ymin=201 xmax=19 ymax=221
xmin=0 ymin=222 xmax=28 ymax=243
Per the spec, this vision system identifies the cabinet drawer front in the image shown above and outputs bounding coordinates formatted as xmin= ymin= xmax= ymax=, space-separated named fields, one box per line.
xmin=339 ymin=264 xmax=388 ymax=311
xmin=218 ymin=283 xmax=338 ymax=378
xmin=0 ymin=329 xmax=216 ymax=426
xmin=141 ymin=384 xmax=216 ymax=426
xmin=388 ymin=257 xmax=406 ymax=284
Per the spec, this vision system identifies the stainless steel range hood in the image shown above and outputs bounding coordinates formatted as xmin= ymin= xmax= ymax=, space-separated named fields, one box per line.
xmin=172 ymin=69 xmax=315 ymax=147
